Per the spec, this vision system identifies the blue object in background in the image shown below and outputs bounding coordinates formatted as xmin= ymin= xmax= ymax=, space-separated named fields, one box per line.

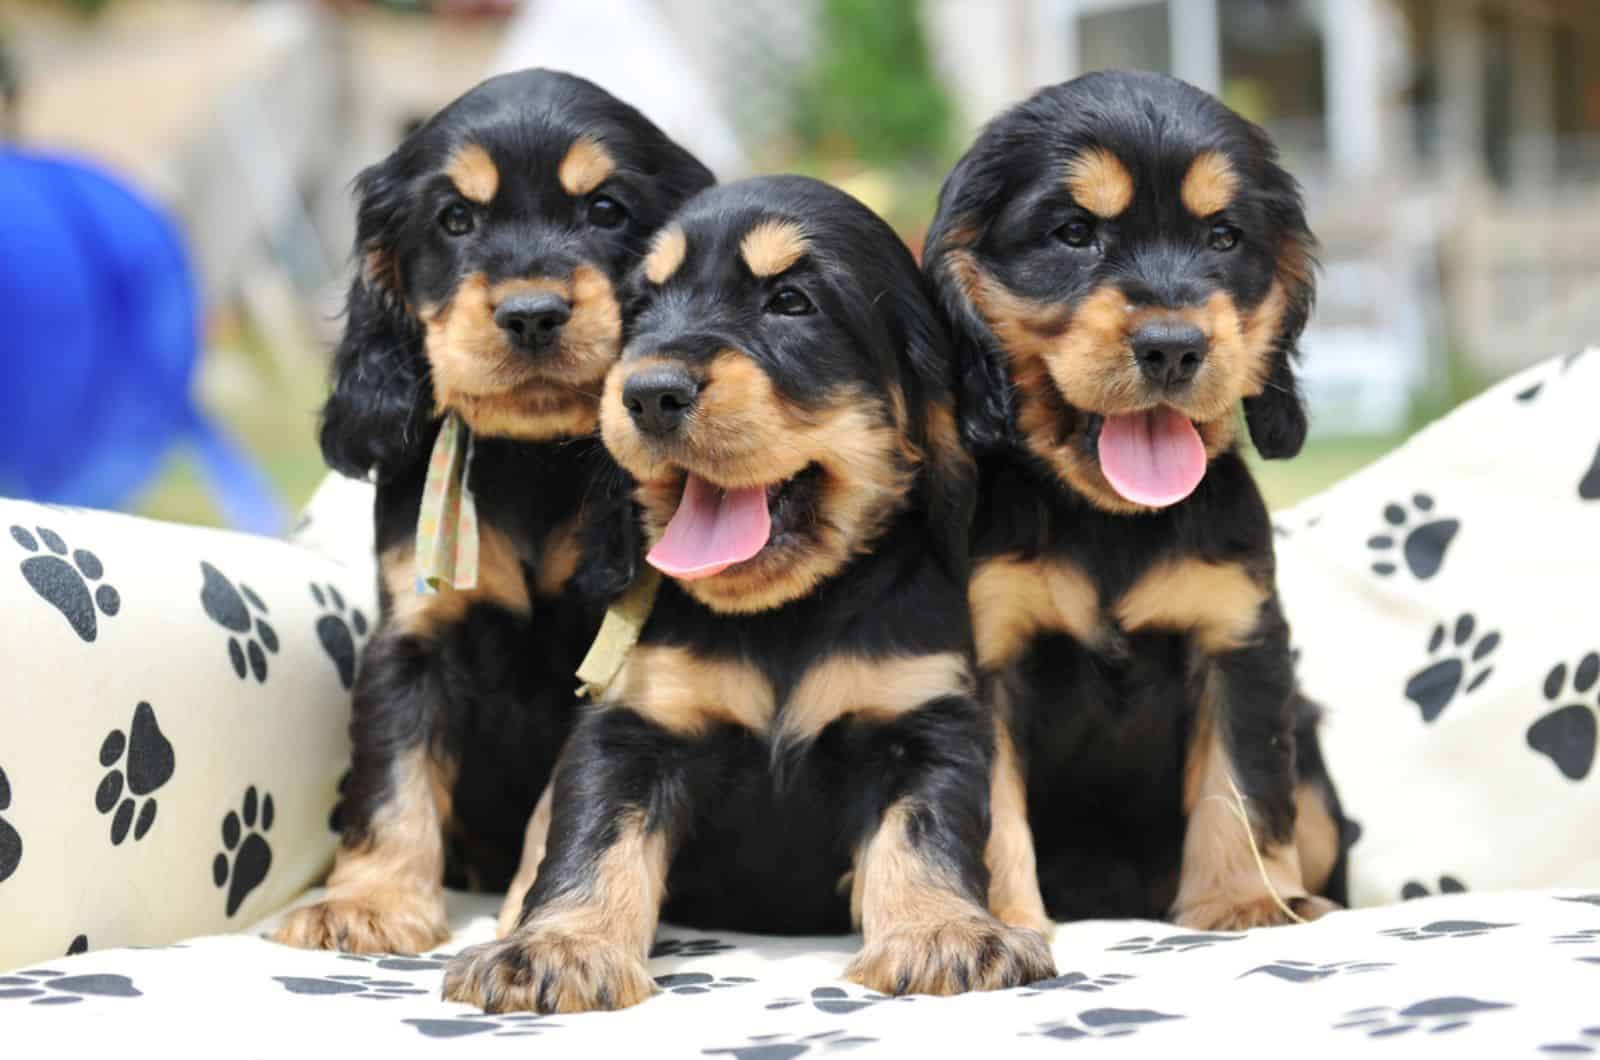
xmin=0 ymin=148 xmax=285 ymax=534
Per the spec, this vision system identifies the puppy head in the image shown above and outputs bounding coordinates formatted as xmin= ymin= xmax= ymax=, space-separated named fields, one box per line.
xmin=601 ymin=176 xmax=974 ymax=614
xmin=925 ymin=71 xmax=1316 ymax=514
xmin=320 ymin=68 xmax=714 ymax=480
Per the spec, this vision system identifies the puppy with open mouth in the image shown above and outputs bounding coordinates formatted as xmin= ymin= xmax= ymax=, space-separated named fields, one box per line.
xmin=923 ymin=71 xmax=1351 ymax=932
xmin=443 ymin=175 xmax=1056 ymax=1014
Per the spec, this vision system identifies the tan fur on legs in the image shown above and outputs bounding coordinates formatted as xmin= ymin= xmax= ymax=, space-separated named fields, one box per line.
xmin=846 ymin=802 xmax=1055 ymax=995
xmin=497 ymin=782 xmax=555 ymax=938
xmin=444 ymin=812 xmax=666 ymax=1014
xmin=1173 ymin=680 xmax=1321 ymax=930
xmin=985 ymin=723 xmax=1052 ymax=937
xmin=272 ymin=747 xmax=451 ymax=954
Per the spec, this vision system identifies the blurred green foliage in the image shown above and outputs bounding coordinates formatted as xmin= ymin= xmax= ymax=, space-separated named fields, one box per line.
xmin=793 ymin=0 xmax=952 ymax=166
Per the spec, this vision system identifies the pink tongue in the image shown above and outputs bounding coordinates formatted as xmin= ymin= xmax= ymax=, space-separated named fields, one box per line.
xmin=647 ymin=473 xmax=772 ymax=580
xmin=1097 ymin=407 xmax=1207 ymax=507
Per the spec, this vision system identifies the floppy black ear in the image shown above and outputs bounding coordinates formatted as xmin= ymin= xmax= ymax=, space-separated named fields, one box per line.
xmin=318 ymin=156 xmax=434 ymax=482
xmin=896 ymin=280 xmax=979 ymax=583
xmin=1243 ymin=159 xmax=1317 ymax=461
xmin=923 ymin=157 xmax=1015 ymax=455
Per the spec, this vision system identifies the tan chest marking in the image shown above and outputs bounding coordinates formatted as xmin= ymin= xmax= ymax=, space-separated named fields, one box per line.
xmin=969 ymin=556 xmax=1101 ymax=671
xmin=1113 ymin=558 xmax=1266 ymax=654
xmin=381 ymin=523 xmax=532 ymax=639
xmin=780 ymin=653 xmax=972 ymax=747
xmin=605 ymin=645 xmax=776 ymax=737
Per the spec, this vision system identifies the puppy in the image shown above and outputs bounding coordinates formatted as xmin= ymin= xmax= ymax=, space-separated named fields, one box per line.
xmin=272 ymin=69 xmax=712 ymax=955
xmin=442 ymin=176 xmax=1056 ymax=1013
xmin=923 ymin=71 xmax=1348 ymax=931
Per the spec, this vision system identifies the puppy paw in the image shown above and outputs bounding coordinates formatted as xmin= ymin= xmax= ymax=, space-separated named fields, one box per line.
xmin=495 ymin=886 xmax=530 ymax=939
xmin=443 ymin=928 xmax=655 ymax=1014
xmin=1175 ymin=892 xmax=1341 ymax=931
xmin=992 ymin=898 xmax=1056 ymax=940
xmin=270 ymin=891 xmax=448 ymax=954
xmin=846 ymin=914 xmax=1056 ymax=996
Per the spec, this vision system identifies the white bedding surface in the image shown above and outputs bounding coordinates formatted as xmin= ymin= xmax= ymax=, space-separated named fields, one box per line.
xmin=3 ymin=889 xmax=1598 ymax=1057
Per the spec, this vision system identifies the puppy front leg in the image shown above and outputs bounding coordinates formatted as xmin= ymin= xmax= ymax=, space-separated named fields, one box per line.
xmin=984 ymin=717 xmax=1051 ymax=936
xmin=445 ymin=710 xmax=682 ymax=1014
xmin=847 ymin=696 xmax=1056 ymax=994
xmin=1174 ymin=620 xmax=1338 ymax=930
xmin=273 ymin=633 xmax=451 ymax=954
xmin=496 ymin=779 xmax=554 ymax=937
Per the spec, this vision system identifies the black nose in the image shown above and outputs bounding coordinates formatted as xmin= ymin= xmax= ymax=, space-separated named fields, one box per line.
xmin=494 ymin=293 xmax=571 ymax=353
xmin=1132 ymin=320 xmax=1208 ymax=387
xmin=622 ymin=364 xmax=699 ymax=436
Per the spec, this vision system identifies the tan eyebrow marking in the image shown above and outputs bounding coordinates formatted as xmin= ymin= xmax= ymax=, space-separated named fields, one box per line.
xmin=445 ymin=143 xmax=498 ymax=205
xmin=1181 ymin=150 xmax=1240 ymax=218
xmin=1064 ymin=147 xmax=1134 ymax=219
xmin=558 ymin=136 xmax=615 ymax=197
xmin=643 ymin=224 xmax=687 ymax=286
xmin=740 ymin=219 xmax=809 ymax=278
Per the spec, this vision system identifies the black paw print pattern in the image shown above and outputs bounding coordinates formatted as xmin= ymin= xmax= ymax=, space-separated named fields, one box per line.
xmin=213 ymin=786 xmax=273 ymax=916
xmin=0 ymin=765 xmax=19 ymax=883
xmin=1379 ymin=919 xmax=1514 ymax=941
xmin=1239 ymin=959 xmax=1394 ymax=983
xmin=65 ymin=935 xmax=88 ymax=956
xmin=1581 ymin=442 xmax=1600 ymax=501
xmin=1528 ymin=653 xmax=1600 ymax=780
xmin=1334 ymin=996 xmax=1511 ymax=1038
xmin=11 ymin=525 xmax=120 ymax=642
xmin=273 ymin=974 xmax=430 ymax=1000
xmin=1367 ymin=494 xmax=1458 ymax=580
xmin=655 ymin=972 xmax=756 ymax=995
xmin=94 ymin=702 xmax=176 ymax=845
xmin=1027 ymin=1008 xmax=1184 ymax=1042
xmin=1401 ymin=876 xmax=1468 ymax=900
xmin=0 ymin=969 xmax=141 ymax=1006
xmin=1514 ymin=348 xmax=1588 ymax=403
xmin=403 ymin=1013 xmax=559 ymax=1040
xmin=1107 ymin=932 xmax=1242 ymax=955
xmin=1540 ymin=1026 xmax=1600 ymax=1055
xmin=705 ymin=1030 xmax=879 ymax=1057
xmin=764 ymin=986 xmax=907 ymax=1015
xmin=1021 ymin=970 xmax=1136 ymax=996
xmin=199 ymin=562 xmax=277 ymax=682
xmin=1403 ymin=614 xmax=1499 ymax=722
xmin=650 ymin=936 xmax=737 ymax=959
xmin=310 ymin=582 xmax=369 ymax=690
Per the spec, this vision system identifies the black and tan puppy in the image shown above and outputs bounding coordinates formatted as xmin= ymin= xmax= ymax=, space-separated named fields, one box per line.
xmin=272 ymin=69 xmax=712 ymax=955
xmin=443 ymin=176 xmax=1056 ymax=1013
xmin=923 ymin=71 xmax=1348 ymax=931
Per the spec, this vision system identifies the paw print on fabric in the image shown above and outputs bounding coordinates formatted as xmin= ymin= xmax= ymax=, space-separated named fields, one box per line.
xmin=1020 ymin=970 xmax=1136 ymax=996
xmin=655 ymin=972 xmax=756 ymax=996
xmin=310 ymin=582 xmax=369 ymax=690
xmin=1514 ymin=348 xmax=1588 ymax=402
xmin=1379 ymin=919 xmax=1514 ymax=941
xmin=1528 ymin=653 xmax=1600 ymax=781
xmin=333 ymin=952 xmax=454 ymax=972
xmin=1403 ymin=615 xmax=1499 ymax=722
xmin=198 ymin=562 xmax=277 ymax=682
xmin=1239 ymin=959 xmax=1394 ymax=983
xmin=1550 ymin=927 xmax=1600 ymax=947
xmin=1367 ymin=494 xmax=1458 ymax=580
xmin=764 ymin=986 xmax=908 ymax=1015
xmin=94 ymin=702 xmax=176 ymax=845
xmin=1334 ymin=997 xmax=1511 ymax=1038
xmin=403 ymin=1013 xmax=560 ymax=1039
xmin=0 ymin=968 xmax=140 ymax=1005
xmin=65 ymin=936 xmax=88 ymax=956
xmin=1025 ymin=1008 xmax=1184 ymax=1042
xmin=704 ymin=1030 xmax=879 ymax=1058
xmin=274 ymin=974 xmax=430 ymax=1000
xmin=1106 ymin=932 xmax=1242 ymax=955
xmin=0 ymin=765 xmax=20 ymax=883
xmin=1557 ymin=895 xmax=1600 ymax=908
xmin=1401 ymin=876 xmax=1468 ymax=900
xmin=1540 ymin=1026 xmax=1600 ymax=1055
xmin=1581 ymin=442 xmax=1600 ymax=501
xmin=10 ymin=525 xmax=120 ymax=642
xmin=650 ymin=936 xmax=737 ymax=959
xmin=213 ymin=786 xmax=273 ymax=916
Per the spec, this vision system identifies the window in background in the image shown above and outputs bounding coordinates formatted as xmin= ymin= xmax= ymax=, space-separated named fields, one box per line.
xmin=1218 ymin=0 xmax=1326 ymax=166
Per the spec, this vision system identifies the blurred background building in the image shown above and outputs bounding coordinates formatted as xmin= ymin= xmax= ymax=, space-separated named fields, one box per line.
xmin=1 ymin=0 xmax=1595 ymax=523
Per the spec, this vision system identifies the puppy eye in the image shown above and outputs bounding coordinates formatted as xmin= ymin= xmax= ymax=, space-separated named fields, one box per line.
xmin=1209 ymin=222 xmax=1241 ymax=252
xmin=588 ymin=195 xmax=628 ymax=230
xmin=1055 ymin=217 xmax=1096 ymax=248
xmin=438 ymin=201 xmax=474 ymax=237
xmin=765 ymin=287 xmax=814 ymax=316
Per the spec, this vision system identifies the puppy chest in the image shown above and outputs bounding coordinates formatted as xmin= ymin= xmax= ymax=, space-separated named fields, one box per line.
xmin=970 ymin=554 xmax=1267 ymax=672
